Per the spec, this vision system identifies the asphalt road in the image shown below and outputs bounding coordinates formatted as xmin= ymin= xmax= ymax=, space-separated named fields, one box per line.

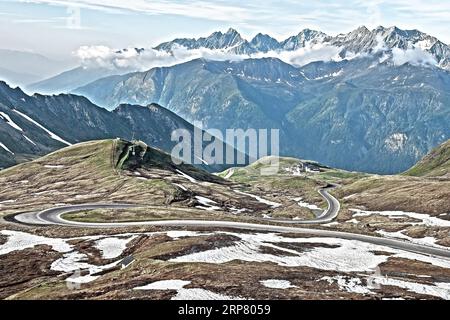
xmin=13 ymin=184 xmax=339 ymax=226
xmin=10 ymin=191 xmax=450 ymax=260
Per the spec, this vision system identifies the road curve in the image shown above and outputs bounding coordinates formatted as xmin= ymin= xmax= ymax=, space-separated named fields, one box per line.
xmin=13 ymin=184 xmax=339 ymax=226
xmin=10 ymin=201 xmax=450 ymax=260
xmin=256 ymin=183 xmax=340 ymax=224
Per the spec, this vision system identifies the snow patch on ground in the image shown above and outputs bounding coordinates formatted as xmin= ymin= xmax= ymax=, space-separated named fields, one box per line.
xmin=170 ymin=232 xmax=391 ymax=272
xmin=322 ymin=222 xmax=339 ymax=227
xmin=66 ymin=273 xmax=100 ymax=284
xmin=0 ymin=142 xmax=14 ymax=154
xmin=23 ymin=135 xmax=36 ymax=146
xmin=284 ymin=166 xmax=302 ymax=176
xmin=260 ymin=279 xmax=296 ymax=289
xmin=194 ymin=155 xmax=209 ymax=165
xmin=384 ymin=133 xmax=408 ymax=152
xmin=172 ymin=288 xmax=244 ymax=300
xmin=0 ymin=199 xmax=16 ymax=204
xmin=0 ymin=230 xmax=136 ymax=284
xmin=166 ymin=231 xmax=205 ymax=239
xmin=230 ymin=207 xmax=248 ymax=214
xmin=372 ymin=277 xmax=450 ymax=300
xmin=135 ymin=279 xmax=191 ymax=290
xmin=3 ymin=230 xmax=450 ymax=291
xmin=376 ymin=230 xmax=446 ymax=249
xmin=0 ymin=230 xmax=72 ymax=255
xmin=94 ymin=236 xmax=136 ymax=259
xmin=313 ymin=69 xmax=343 ymax=80
xmin=234 ymin=190 xmax=281 ymax=208
xmin=293 ymin=197 xmax=322 ymax=211
xmin=44 ymin=165 xmax=65 ymax=169
xmin=351 ymin=209 xmax=450 ymax=227
xmin=12 ymin=109 xmax=72 ymax=146
xmin=51 ymin=251 xmax=120 ymax=276
xmin=0 ymin=111 xmax=23 ymax=131
xmin=224 ymin=169 xmax=234 ymax=179
xmin=195 ymin=196 xmax=221 ymax=211
xmin=320 ymin=276 xmax=372 ymax=294
xmin=134 ymin=279 xmax=245 ymax=300
xmin=169 ymin=232 xmax=450 ymax=272
xmin=176 ymin=169 xmax=197 ymax=183
xmin=173 ymin=183 xmax=187 ymax=191
xmin=320 ymin=275 xmax=450 ymax=299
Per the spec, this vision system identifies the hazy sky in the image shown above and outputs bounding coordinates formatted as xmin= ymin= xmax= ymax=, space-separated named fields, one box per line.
xmin=1 ymin=0 xmax=449 ymax=60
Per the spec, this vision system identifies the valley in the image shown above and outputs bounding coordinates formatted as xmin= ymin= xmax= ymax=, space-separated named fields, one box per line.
xmin=0 ymin=4 xmax=449 ymax=302
xmin=0 ymin=138 xmax=449 ymax=300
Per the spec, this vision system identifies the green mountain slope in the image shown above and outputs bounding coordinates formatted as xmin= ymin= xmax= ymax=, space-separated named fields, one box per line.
xmin=75 ymin=57 xmax=450 ymax=174
xmin=404 ymin=139 xmax=450 ymax=177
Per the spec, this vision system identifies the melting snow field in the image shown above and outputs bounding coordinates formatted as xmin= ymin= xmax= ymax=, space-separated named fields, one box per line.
xmin=166 ymin=231 xmax=206 ymax=239
xmin=1 ymin=229 xmax=450 ymax=299
xmin=173 ymin=183 xmax=187 ymax=191
xmin=0 ymin=111 xmax=23 ymax=131
xmin=44 ymin=165 xmax=65 ymax=169
xmin=320 ymin=275 xmax=450 ymax=299
xmin=0 ymin=199 xmax=16 ymax=205
xmin=349 ymin=209 xmax=450 ymax=249
xmin=0 ymin=142 xmax=14 ymax=154
xmin=134 ymin=279 xmax=190 ymax=290
xmin=293 ymin=197 xmax=322 ymax=211
xmin=94 ymin=236 xmax=137 ymax=259
xmin=230 ymin=207 xmax=248 ymax=214
xmin=169 ymin=232 xmax=450 ymax=271
xmin=12 ymin=109 xmax=72 ymax=146
xmin=350 ymin=209 xmax=450 ymax=227
xmin=170 ymin=233 xmax=392 ymax=272
xmin=260 ymin=279 xmax=296 ymax=289
xmin=134 ymin=280 xmax=244 ymax=300
xmin=22 ymin=135 xmax=36 ymax=146
xmin=0 ymin=230 xmax=72 ymax=255
xmin=284 ymin=166 xmax=302 ymax=176
xmin=224 ymin=169 xmax=235 ymax=179
xmin=0 ymin=230 xmax=137 ymax=283
xmin=51 ymin=251 xmax=120 ymax=274
xmin=234 ymin=190 xmax=282 ymax=208
xmin=320 ymin=276 xmax=371 ymax=294
xmin=176 ymin=169 xmax=197 ymax=183
xmin=195 ymin=196 xmax=221 ymax=211
xmin=376 ymin=230 xmax=444 ymax=249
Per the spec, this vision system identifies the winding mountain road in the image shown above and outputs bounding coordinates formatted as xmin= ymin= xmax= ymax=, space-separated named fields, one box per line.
xmin=9 ymin=184 xmax=450 ymax=260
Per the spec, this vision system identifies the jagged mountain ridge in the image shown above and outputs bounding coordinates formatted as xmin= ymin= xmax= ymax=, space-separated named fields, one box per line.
xmin=74 ymin=53 xmax=450 ymax=174
xmin=0 ymin=81 xmax=242 ymax=171
xmin=27 ymin=26 xmax=450 ymax=96
xmin=155 ymin=26 xmax=450 ymax=70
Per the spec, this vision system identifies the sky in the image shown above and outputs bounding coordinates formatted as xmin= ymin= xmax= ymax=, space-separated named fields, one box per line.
xmin=0 ymin=0 xmax=449 ymax=61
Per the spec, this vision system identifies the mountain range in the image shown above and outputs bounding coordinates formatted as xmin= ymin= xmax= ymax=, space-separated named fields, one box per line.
xmin=155 ymin=26 xmax=450 ymax=70
xmin=0 ymin=49 xmax=71 ymax=87
xmin=25 ymin=26 xmax=450 ymax=95
xmin=2 ymin=26 xmax=450 ymax=174
xmin=0 ymin=81 xmax=241 ymax=171
xmin=74 ymin=53 xmax=450 ymax=173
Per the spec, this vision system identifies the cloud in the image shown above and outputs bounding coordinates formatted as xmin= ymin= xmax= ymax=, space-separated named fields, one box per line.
xmin=12 ymin=0 xmax=450 ymax=45
xmin=19 ymin=0 xmax=253 ymax=22
xmin=367 ymin=34 xmax=437 ymax=67
xmin=75 ymin=45 xmax=246 ymax=71
xmin=254 ymin=43 xmax=342 ymax=67
xmin=75 ymin=42 xmax=345 ymax=72
xmin=373 ymin=35 xmax=387 ymax=53
xmin=391 ymin=47 xmax=437 ymax=67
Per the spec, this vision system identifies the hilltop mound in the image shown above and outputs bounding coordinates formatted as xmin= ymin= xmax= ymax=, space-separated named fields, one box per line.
xmin=405 ymin=140 xmax=450 ymax=177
